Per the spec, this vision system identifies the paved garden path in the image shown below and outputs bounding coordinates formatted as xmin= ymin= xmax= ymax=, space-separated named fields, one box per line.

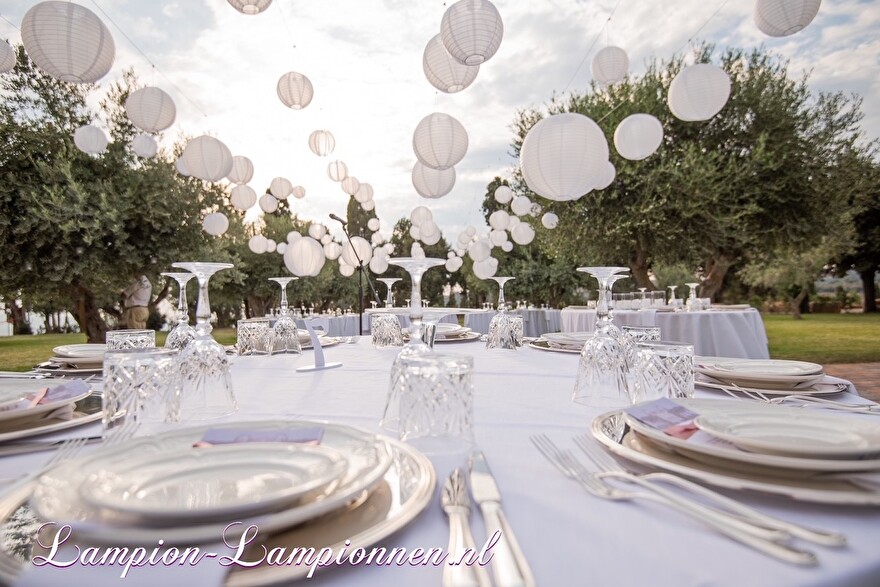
xmin=824 ymin=363 xmax=880 ymax=402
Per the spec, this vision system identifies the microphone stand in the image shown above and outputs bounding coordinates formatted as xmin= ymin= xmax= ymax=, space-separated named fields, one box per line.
xmin=334 ymin=218 xmax=382 ymax=336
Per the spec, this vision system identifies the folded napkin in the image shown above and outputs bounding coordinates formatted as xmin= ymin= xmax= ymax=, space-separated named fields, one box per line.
xmin=0 ymin=380 xmax=89 ymax=416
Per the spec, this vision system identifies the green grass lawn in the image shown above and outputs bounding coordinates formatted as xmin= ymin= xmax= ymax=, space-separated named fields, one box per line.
xmin=0 ymin=315 xmax=878 ymax=371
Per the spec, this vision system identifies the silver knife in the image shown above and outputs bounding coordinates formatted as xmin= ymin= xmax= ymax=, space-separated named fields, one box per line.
xmin=469 ymin=451 xmax=536 ymax=587
xmin=441 ymin=468 xmax=491 ymax=587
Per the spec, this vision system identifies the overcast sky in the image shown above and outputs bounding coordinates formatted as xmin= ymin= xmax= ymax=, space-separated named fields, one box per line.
xmin=2 ymin=0 xmax=878 ymax=245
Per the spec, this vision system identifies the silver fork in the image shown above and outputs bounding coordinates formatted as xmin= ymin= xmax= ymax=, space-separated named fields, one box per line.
xmin=719 ymin=384 xmax=880 ymax=415
xmin=573 ymin=435 xmax=846 ymax=547
xmin=530 ymin=434 xmax=817 ymax=566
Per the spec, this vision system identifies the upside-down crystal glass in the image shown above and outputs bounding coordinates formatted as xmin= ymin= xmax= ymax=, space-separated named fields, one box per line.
xmin=686 ymin=282 xmax=701 ymax=312
xmin=106 ymin=329 xmax=155 ymax=350
xmin=161 ymin=272 xmax=197 ymax=350
xmin=103 ymin=348 xmax=180 ymax=439
xmin=489 ymin=276 xmax=515 ymax=310
xmin=269 ymin=277 xmax=302 ymax=355
xmin=632 ymin=341 xmax=695 ymax=403
xmin=377 ymin=278 xmax=401 ymax=308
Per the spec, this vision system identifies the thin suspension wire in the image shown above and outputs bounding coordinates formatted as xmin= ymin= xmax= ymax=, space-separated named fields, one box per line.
xmin=0 ymin=13 xmax=20 ymax=31
xmin=562 ymin=0 xmax=623 ymax=93
xmin=674 ymin=0 xmax=731 ymax=56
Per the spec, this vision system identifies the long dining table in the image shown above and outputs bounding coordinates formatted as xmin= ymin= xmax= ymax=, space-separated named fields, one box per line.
xmin=4 ymin=339 xmax=880 ymax=586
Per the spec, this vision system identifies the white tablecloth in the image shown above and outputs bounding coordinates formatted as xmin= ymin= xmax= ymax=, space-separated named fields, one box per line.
xmin=9 ymin=342 xmax=879 ymax=586
xmin=466 ymin=309 xmax=562 ymax=336
xmin=560 ymin=308 xmax=770 ymax=359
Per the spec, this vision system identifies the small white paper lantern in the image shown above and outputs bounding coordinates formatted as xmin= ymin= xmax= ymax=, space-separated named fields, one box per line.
xmin=354 ymin=183 xmax=374 ymax=203
xmin=361 ymin=200 xmax=375 ymax=211
xmin=473 ymin=257 xmax=498 ymax=279
xmin=755 ymin=0 xmax=821 ymax=37
xmin=369 ymin=255 xmax=389 ymax=274
xmin=285 ymin=237 xmax=325 ymax=276
xmin=308 ymin=130 xmax=335 ymax=156
xmin=494 ymin=185 xmax=513 ymax=204
xmin=341 ymin=236 xmax=373 ymax=266
xmin=175 ymin=157 xmax=190 ymax=177
xmin=291 ymin=186 xmax=306 ymax=199
xmin=259 ymin=193 xmax=279 ymax=213
xmin=248 ymin=235 xmax=268 ymax=254
xmin=339 ymin=263 xmax=355 ymax=277
xmin=410 ymin=206 xmax=433 ymax=226
xmin=465 ymin=225 xmax=477 ymax=236
xmin=511 ymin=195 xmax=532 ymax=216
xmin=323 ymin=241 xmax=342 ymax=260
xmin=412 ymin=162 xmax=456 ymax=198
xmin=265 ymin=239 xmax=277 ymax=253
xmin=501 ymin=241 xmax=513 ymax=252
xmin=489 ymin=210 xmax=510 ymax=230
xmin=541 ymin=212 xmax=559 ymax=229
xmin=367 ymin=218 xmax=380 ymax=231
xmin=489 ymin=229 xmax=508 ymax=246
xmin=202 ymin=212 xmax=229 ymax=236
xmin=21 ymin=1 xmax=115 ymax=84
xmin=341 ymin=176 xmax=360 ymax=196
xmin=614 ymin=114 xmax=664 ymax=161
xmin=422 ymin=230 xmax=441 ymax=246
xmin=507 ymin=216 xmax=520 ymax=229
xmin=520 ymin=113 xmax=608 ymax=202
xmin=423 ymin=34 xmax=480 ymax=93
xmin=591 ymin=46 xmax=629 ymax=85
xmin=227 ymin=156 xmax=254 ymax=184
xmin=468 ymin=239 xmax=491 ymax=262
xmin=73 ymin=124 xmax=108 ymax=154
xmin=276 ymin=242 xmax=287 ymax=255
xmin=441 ymin=0 xmax=504 ymax=66
xmin=412 ymin=113 xmax=469 ymax=170
xmin=594 ymin=161 xmax=616 ymax=190
xmin=371 ymin=232 xmax=385 ymax=246
xmin=308 ymin=223 xmax=326 ymax=240
xmin=182 ymin=136 xmax=233 ymax=182
xmin=124 ymin=87 xmax=176 ymax=133
xmin=227 ymin=0 xmax=272 ymax=15
xmin=288 ymin=231 xmax=302 ymax=243
xmin=667 ymin=64 xmax=731 ymax=122
xmin=0 ymin=40 xmax=16 ymax=74
xmin=458 ymin=232 xmax=471 ymax=246
xmin=320 ymin=234 xmax=332 ymax=245
xmin=277 ymin=72 xmax=314 ymax=110
xmin=270 ymin=177 xmax=293 ymax=200
xmin=130 ymin=134 xmax=158 ymax=158
xmin=230 ymin=185 xmax=257 ymax=210
xmin=327 ymin=160 xmax=348 ymax=182
xmin=409 ymin=225 xmax=421 ymax=240
xmin=420 ymin=220 xmax=439 ymax=239
xmin=511 ymin=222 xmax=535 ymax=245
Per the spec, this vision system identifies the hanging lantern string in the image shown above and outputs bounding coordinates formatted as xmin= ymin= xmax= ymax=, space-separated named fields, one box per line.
xmin=0 ymin=13 xmax=20 ymax=31
xmin=562 ymin=0 xmax=623 ymax=93
xmin=673 ymin=0 xmax=731 ymax=56
xmin=88 ymin=0 xmax=209 ymax=119
xmin=275 ymin=0 xmax=297 ymax=52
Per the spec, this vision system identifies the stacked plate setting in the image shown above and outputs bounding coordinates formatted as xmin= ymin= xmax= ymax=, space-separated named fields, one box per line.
xmin=36 ymin=343 xmax=106 ymax=375
xmin=431 ymin=323 xmax=478 ymax=342
xmin=0 ymin=379 xmax=98 ymax=442
xmin=695 ymin=357 xmax=838 ymax=395
xmin=530 ymin=331 xmax=591 ymax=353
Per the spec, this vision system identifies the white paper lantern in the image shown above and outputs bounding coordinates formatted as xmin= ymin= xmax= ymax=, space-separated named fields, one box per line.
xmin=248 ymin=235 xmax=268 ymax=254
xmin=269 ymin=177 xmax=293 ymax=200
xmin=458 ymin=232 xmax=471 ymax=246
xmin=277 ymin=72 xmax=314 ymax=110
xmin=323 ymin=241 xmax=342 ymax=260
xmin=371 ymin=232 xmax=385 ymax=246
xmin=420 ymin=220 xmax=440 ymax=240
xmin=510 ymin=195 xmax=533 ymax=216
xmin=175 ymin=157 xmax=190 ymax=177
xmin=423 ymin=34 xmax=480 ymax=93
xmin=288 ymin=231 xmax=302 ymax=243
xmin=265 ymin=239 xmax=277 ymax=253
xmin=339 ymin=263 xmax=355 ymax=277
xmin=308 ymin=130 xmax=335 ymax=156
xmin=285 ymin=237 xmax=325 ymax=276
xmin=369 ymin=255 xmax=389 ymax=274
xmin=383 ymin=243 xmax=395 ymax=255
xmin=494 ymin=185 xmax=513 ymax=204
xmin=445 ymin=258 xmax=458 ymax=272
xmin=501 ymin=241 xmax=513 ymax=252
xmin=354 ymin=183 xmax=374 ymax=203
xmin=468 ymin=239 xmax=491 ymax=262
xmin=520 ymin=113 xmax=608 ymax=202
xmin=342 ymin=236 xmax=373 ymax=266
xmin=465 ymin=225 xmax=477 ymax=236
xmin=227 ymin=0 xmax=272 ymax=15
xmin=130 ymin=134 xmax=157 ymax=158
xmin=441 ymin=0 xmax=504 ymax=66
xmin=259 ymin=193 xmax=278 ymax=213
xmin=367 ymin=218 xmax=380 ymax=232
xmin=202 ymin=212 xmax=229 ymax=236
xmin=227 ymin=156 xmax=254 ymax=184
xmin=341 ymin=176 xmax=360 ymax=196
xmin=410 ymin=206 xmax=433 ymax=226
xmin=594 ymin=161 xmax=616 ymax=190
xmin=667 ymin=64 xmax=731 ymax=122
xmin=489 ymin=229 xmax=508 ymax=246
xmin=412 ymin=113 xmax=469 ymax=170
xmin=308 ymin=223 xmax=326 ymax=240
xmin=541 ymin=212 xmax=559 ymax=229
xmin=361 ymin=200 xmax=375 ymax=211
xmin=276 ymin=242 xmax=287 ymax=255
xmin=507 ymin=216 xmax=520 ymax=229
xmin=411 ymin=243 xmax=425 ymax=258
xmin=614 ymin=114 xmax=664 ymax=161
xmin=124 ymin=87 xmax=176 ymax=133
xmin=291 ymin=186 xmax=306 ymax=199
xmin=21 ymin=1 xmax=115 ymax=84
xmin=412 ymin=162 xmax=456 ymax=199
xmin=511 ymin=222 xmax=535 ymax=245
xmin=473 ymin=257 xmax=498 ymax=279
xmin=0 ymin=40 xmax=16 ymax=74
xmin=230 ymin=185 xmax=257 ymax=210
xmin=182 ymin=136 xmax=233 ymax=182
xmin=320 ymin=234 xmax=332 ymax=245
xmin=73 ymin=124 xmax=108 ymax=154
xmin=591 ymin=46 xmax=629 ymax=85
xmin=755 ymin=0 xmax=821 ymax=37
xmin=488 ymin=210 xmax=510 ymax=230
xmin=327 ymin=160 xmax=348 ymax=182
xmin=409 ymin=225 xmax=421 ymax=240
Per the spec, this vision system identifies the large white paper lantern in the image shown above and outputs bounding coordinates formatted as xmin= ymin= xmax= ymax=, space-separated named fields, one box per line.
xmin=412 ymin=162 xmax=456 ymax=199
xmin=285 ymin=237 xmax=325 ymax=276
xmin=308 ymin=130 xmax=335 ymax=156
xmin=341 ymin=236 xmax=373 ymax=267
xmin=288 ymin=231 xmax=302 ymax=243
xmin=270 ymin=177 xmax=293 ymax=200
xmin=594 ymin=161 xmax=616 ymax=190
xmin=227 ymin=0 xmax=272 ymax=15
xmin=248 ymin=235 xmax=268 ymax=254
xmin=291 ymin=186 xmax=306 ymax=199
xmin=441 ymin=0 xmax=504 ymax=66
xmin=511 ymin=222 xmax=535 ymax=245
xmin=489 ymin=210 xmax=510 ymax=230
xmin=494 ymin=185 xmax=513 ymax=204
xmin=367 ymin=218 xmax=380 ymax=232
xmin=755 ymin=0 xmax=821 ymax=37
xmin=327 ymin=160 xmax=348 ymax=182
xmin=489 ymin=229 xmax=508 ymax=246
xmin=175 ymin=157 xmax=190 ymax=177
xmin=230 ymin=185 xmax=257 ymax=210
xmin=614 ymin=114 xmax=664 ymax=161
xmin=21 ymin=1 xmax=115 ymax=84
xmin=412 ymin=113 xmax=469 ymax=170
xmin=520 ymin=113 xmax=608 ymax=202
xmin=341 ymin=176 xmax=360 ymax=196
xmin=323 ymin=241 xmax=342 ymax=260
xmin=410 ymin=206 xmax=433 ymax=226
xmin=473 ymin=257 xmax=498 ymax=279
xmin=277 ymin=72 xmax=314 ymax=110
xmin=542 ymin=212 xmax=559 ymax=229
xmin=308 ymin=223 xmax=326 ymax=240
xmin=420 ymin=220 xmax=440 ymax=239
xmin=227 ymin=156 xmax=254 ymax=184
xmin=73 ymin=124 xmax=108 ymax=154
xmin=124 ymin=87 xmax=176 ymax=133
xmin=182 ymin=136 xmax=233 ymax=182
xmin=423 ymin=34 xmax=480 ymax=93
xmin=468 ymin=239 xmax=491 ymax=262
xmin=591 ymin=46 xmax=629 ymax=85
xmin=354 ymin=183 xmax=374 ymax=203
xmin=0 ymin=40 xmax=16 ymax=74
xmin=202 ymin=212 xmax=229 ymax=236
xmin=130 ymin=134 xmax=157 ymax=158
xmin=259 ymin=193 xmax=278 ymax=213
xmin=369 ymin=255 xmax=389 ymax=274
xmin=510 ymin=195 xmax=532 ymax=216
xmin=668 ymin=64 xmax=731 ymax=122
xmin=361 ymin=200 xmax=376 ymax=212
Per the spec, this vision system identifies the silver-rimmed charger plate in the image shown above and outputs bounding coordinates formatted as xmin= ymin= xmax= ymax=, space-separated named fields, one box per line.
xmin=0 ymin=380 xmax=91 ymax=426
xmin=51 ymin=344 xmax=106 ymax=358
xmin=696 ymin=377 xmax=848 ymax=397
xmin=0 ymin=394 xmax=101 ymax=443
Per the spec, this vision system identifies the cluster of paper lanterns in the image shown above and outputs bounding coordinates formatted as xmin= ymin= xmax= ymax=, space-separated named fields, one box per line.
xmin=326 ymin=160 xmax=375 ymax=211
xmin=227 ymin=0 xmax=272 ymax=15
xmin=277 ymin=72 xmax=313 ymax=110
xmin=409 ymin=206 xmax=442 ymax=246
xmin=755 ymin=0 xmax=821 ymax=37
xmin=411 ymin=113 xmax=468 ymax=198
xmin=202 ymin=212 xmax=229 ymax=236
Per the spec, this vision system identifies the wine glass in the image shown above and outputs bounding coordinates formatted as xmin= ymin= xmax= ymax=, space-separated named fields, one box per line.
xmin=269 ymin=277 xmax=302 ymax=355
xmin=638 ymin=287 xmax=648 ymax=310
xmin=378 ymin=278 xmax=401 ymax=308
xmin=685 ymin=282 xmax=701 ymax=312
xmin=161 ymin=272 xmax=196 ymax=350
xmin=171 ymin=262 xmax=237 ymax=420
xmin=489 ymin=276 xmax=515 ymax=310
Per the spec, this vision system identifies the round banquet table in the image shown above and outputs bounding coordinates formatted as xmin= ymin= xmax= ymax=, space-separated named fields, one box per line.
xmin=465 ymin=309 xmax=562 ymax=337
xmin=560 ymin=308 xmax=770 ymax=359
xmin=5 ymin=340 xmax=879 ymax=587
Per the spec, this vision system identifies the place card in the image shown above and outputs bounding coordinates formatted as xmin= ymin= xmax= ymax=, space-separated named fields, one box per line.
xmin=194 ymin=427 xmax=324 ymax=447
xmin=626 ymin=398 xmax=699 ymax=439
xmin=0 ymin=379 xmax=89 ymax=414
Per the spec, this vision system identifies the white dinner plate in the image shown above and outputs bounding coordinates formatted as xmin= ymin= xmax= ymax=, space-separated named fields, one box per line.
xmin=0 ymin=394 xmax=102 ymax=443
xmin=32 ymin=420 xmax=394 ymax=545
xmin=51 ymin=344 xmax=106 ymax=358
xmin=592 ymin=410 xmax=880 ymax=505
xmin=0 ymin=380 xmax=91 ymax=426
xmin=543 ymin=331 xmax=591 ymax=346
xmin=80 ymin=443 xmax=348 ymax=522
xmin=434 ymin=323 xmax=467 ymax=336
xmin=701 ymin=358 xmax=823 ymax=376
xmin=696 ymin=377 xmax=848 ymax=397
xmin=695 ymin=362 xmax=825 ymax=390
xmin=529 ymin=340 xmax=581 ymax=354
xmin=434 ymin=331 xmax=480 ymax=343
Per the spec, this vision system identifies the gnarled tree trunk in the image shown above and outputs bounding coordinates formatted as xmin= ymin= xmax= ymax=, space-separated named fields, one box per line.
xmin=629 ymin=246 xmax=653 ymax=290
xmin=701 ymin=254 xmax=734 ymax=301
xmin=69 ymin=282 xmax=108 ymax=343
xmin=860 ymin=267 xmax=877 ymax=313
xmin=7 ymin=301 xmax=29 ymax=335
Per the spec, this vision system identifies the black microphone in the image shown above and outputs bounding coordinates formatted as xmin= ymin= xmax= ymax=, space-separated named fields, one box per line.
xmin=329 ymin=213 xmax=347 ymax=225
